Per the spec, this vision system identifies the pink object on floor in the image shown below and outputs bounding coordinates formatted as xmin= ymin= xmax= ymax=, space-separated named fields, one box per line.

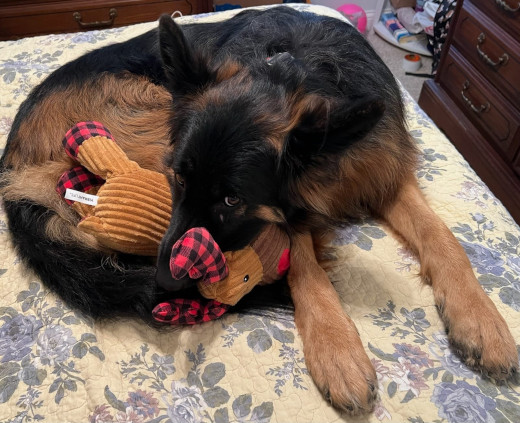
xmin=337 ymin=4 xmax=367 ymax=34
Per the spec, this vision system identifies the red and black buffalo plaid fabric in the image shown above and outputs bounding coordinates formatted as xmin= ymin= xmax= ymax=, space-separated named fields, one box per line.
xmin=56 ymin=166 xmax=105 ymax=205
xmin=152 ymin=299 xmax=230 ymax=325
xmin=170 ymin=227 xmax=229 ymax=284
xmin=153 ymin=227 xmax=231 ymax=325
xmin=57 ymin=121 xmax=112 ymax=204
xmin=63 ymin=121 xmax=113 ymax=159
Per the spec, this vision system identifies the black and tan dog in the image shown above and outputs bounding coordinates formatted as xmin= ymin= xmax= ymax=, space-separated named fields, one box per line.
xmin=0 ymin=6 xmax=517 ymax=414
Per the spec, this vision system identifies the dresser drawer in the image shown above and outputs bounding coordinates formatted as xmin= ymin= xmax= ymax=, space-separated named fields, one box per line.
xmin=439 ymin=47 xmax=520 ymax=161
xmin=453 ymin=2 xmax=520 ymax=109
xmin=0 ymin=0 xmax=195 ymax=40
xmin=469 ymin=0 xmax=520 ymax=41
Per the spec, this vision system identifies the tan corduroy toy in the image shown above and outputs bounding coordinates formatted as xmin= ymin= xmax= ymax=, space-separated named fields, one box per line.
xmin=56 ymin=122 xmax=290 ymax=324
xmin=57 ymin=121 xmax=172 ymax=256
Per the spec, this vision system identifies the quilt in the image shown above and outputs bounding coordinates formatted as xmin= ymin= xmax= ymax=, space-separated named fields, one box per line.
xmin=1 ymin=4 xmax=520 ymax=423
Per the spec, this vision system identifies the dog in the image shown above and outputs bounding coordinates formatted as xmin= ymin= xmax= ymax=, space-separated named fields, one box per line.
xmin=1 ymin=6 xmax=517 ymax=415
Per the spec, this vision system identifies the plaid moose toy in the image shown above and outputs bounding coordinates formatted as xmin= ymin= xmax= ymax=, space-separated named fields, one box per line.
xmin=56 ymin=122 xmax=290 ymax=324
xmin=153 ymin=225 xmax=290 ymax=324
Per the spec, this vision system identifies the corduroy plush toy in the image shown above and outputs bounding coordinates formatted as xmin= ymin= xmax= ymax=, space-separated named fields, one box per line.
xmin=56 ymin=121 xmax=172 ymax=256
xmin=56 ymin=122 xmax=290 ymax=325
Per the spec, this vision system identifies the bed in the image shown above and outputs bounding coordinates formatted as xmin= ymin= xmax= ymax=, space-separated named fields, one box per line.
xmin=1 ymin=4 xmax=519 ymax=422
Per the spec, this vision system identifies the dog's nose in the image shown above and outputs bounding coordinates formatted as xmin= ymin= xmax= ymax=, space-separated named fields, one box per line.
xmin=155 ymin=264 xmax=193 ymax=291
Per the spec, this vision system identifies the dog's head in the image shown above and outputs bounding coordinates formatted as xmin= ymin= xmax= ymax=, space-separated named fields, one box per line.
xmin=155 ymin=15 xmax=385 ymax=290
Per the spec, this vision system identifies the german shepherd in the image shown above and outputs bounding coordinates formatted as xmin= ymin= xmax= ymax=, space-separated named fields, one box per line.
xmin=1 ymin=6 xmax=517 ymax=415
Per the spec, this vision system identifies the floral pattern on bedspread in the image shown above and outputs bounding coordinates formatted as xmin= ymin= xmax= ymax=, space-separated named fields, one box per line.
xmin=1 ymin=4 xmax=519 ymax=423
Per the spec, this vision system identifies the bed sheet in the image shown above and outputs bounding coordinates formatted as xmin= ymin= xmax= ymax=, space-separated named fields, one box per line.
xmin=1 ymin=4 xmax=520 ymax=423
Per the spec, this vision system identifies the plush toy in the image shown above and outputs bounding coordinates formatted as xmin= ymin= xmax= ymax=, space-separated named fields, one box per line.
xmin=152 ymin=225 xmax=290 ymax=325
xmin=56 ymin=122 xmax=290 ymax=325
xmin=56 ymin=121 xmax=172 ymax=256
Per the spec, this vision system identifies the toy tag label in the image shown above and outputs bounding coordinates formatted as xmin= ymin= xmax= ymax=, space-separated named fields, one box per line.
xmin=65 ymin=188 xmax=98 ymax=206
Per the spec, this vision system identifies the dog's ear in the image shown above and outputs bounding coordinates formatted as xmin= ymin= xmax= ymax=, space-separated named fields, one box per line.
xmin=284 ymin=95 xmax=385 ymax=165
xmin=159 ymin=15 xmax=212 ymax=95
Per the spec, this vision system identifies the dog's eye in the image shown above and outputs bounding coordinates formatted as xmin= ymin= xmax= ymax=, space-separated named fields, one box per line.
xmin=175 ymin=173 xmax=185 ymax=187
xmin=224 ymin=195 xmax=240 ymax=207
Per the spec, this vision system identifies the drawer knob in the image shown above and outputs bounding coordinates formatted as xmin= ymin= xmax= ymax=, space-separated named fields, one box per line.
xmin=461 ymin=80 xmax=490 ymax=114
xmin=477 ymin=33 xmax=509 ymax=68
xmin=494 ymin=0 xmax=520 ymax=13
xmin=73 ymin=8 xmax=118 ymax=29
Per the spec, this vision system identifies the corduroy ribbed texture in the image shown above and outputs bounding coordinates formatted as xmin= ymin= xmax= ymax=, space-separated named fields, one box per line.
xmin=197 ymin=246 xmax=263 ymax=306
xmin=197 ymin=224 xmax=290 ymax=306
xmin=75 ymin=136 xmax=172 ymax=255
xmin=76 ymin=136 xmax=141 ymax=177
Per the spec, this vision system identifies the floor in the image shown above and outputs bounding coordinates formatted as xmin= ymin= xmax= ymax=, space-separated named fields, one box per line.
xmin=366 ymin=29 xmax=433 ymax=102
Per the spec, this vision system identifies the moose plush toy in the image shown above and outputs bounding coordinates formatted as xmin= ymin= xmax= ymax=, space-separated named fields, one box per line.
xmin=153 ymin=225 xmax=290 ymax=324
xmin=56 ymin=122 xmax=290 ymax=325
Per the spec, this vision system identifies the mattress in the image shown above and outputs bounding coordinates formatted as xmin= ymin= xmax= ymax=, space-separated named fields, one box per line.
xmin=1 ymin=4 xmax=519 ymax=422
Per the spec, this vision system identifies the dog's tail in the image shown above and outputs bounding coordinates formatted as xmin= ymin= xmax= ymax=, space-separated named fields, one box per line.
xmin=2 ymin=198 xmax=166 ymax=325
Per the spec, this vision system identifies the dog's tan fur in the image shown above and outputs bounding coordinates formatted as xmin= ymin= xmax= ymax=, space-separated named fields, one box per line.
xmin=1 ymin=73 xmax=172 ymax=247
xmin=4 ymin=73 xmax=172 ymax=170
xmin=381 ymin=180 xmax=519 ymax=377
xmin=286 ymin=174 xmax=518 ymax=414
xmin=215 ymin=60 xmax=243 ymax=83
xmin=288 ymin=232 xmax=378 ymax=414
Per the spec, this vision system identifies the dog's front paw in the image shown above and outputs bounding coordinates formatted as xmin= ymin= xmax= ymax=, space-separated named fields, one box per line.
xmin=302 ymin=316 xmax=378 ymax=415
xmin=439 ymin=289 xmax=518 ymax=380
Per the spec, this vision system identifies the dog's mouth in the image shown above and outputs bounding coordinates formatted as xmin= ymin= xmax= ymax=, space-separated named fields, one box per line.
xmin=155 ymin=264 xmax=194 ymax=291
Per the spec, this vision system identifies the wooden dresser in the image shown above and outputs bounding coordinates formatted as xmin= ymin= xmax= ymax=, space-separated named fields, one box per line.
xmin=418 ymin=0 xmax=520 ymax=224
xmin=0 ymin=0 xmax=213 ymax=40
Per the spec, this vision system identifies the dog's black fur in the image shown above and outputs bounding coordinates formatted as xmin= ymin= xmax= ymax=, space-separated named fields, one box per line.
xmin=154 ymin=9 xmax=404 ymax=288
xmin=1 ymin=7 xmax=401 ymax=319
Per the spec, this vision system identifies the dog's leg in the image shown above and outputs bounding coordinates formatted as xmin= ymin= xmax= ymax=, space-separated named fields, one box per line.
xmin=288 ymin=232 xmax=378 ymax=414
xmin=381 ymin=178 xmax=518 ymax=379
